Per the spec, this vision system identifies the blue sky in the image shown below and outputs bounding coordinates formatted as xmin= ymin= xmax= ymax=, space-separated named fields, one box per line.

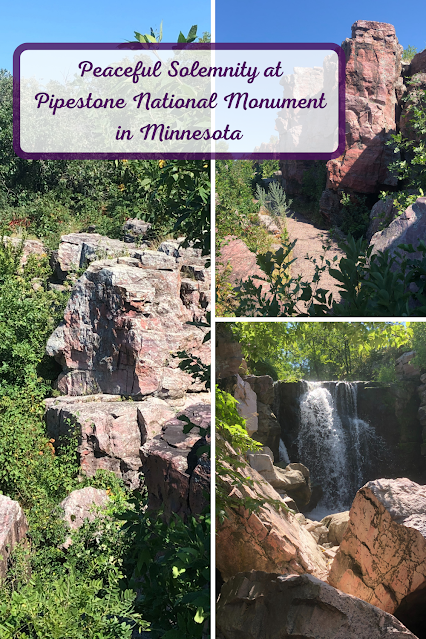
xmin=0 ymin=0 xmax=211 ymax=72
xmin=215 ymin=0 xmax=425 ymax=53
xmin=4 ymin=0 xmax=424 ymax=74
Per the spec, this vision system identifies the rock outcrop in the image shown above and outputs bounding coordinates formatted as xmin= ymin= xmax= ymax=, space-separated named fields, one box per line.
xmin=328 ymin=478 xmax=426 ymax=615
xmin=141 ymin=401 xmax=211 ymax=520
xmin=46 ymin=251 xmax=210 ymax=397
xmin=279 ymin=21 xmax=425 ymax=226
xmin=0 ymin=495 xmax=28 ymax=580
xmin=217 ymin=571 xmax=417 ymax=639
xmin=369 ymin=197 xmax=426 ymax=260
xmin=321 ymin=511 xmax=350 ymax=545
xmin=60 ymin=487 xmax=110 ymax=531
xmin=216 ymin=455 xmax=328 ymax=582
xmin=247 ymin=450 xmax=312 ymax=508
xmin=45 ymin=394 xmax=180 ymax=488
xmin=327 ymin=21 xmax=402 ymax=194
xmin=3 ymin=237 xmax=46 ymax=266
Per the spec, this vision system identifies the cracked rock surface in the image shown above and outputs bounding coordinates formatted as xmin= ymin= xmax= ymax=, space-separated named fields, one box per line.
xmin=328 ymin=477 xmax=426 ymax=614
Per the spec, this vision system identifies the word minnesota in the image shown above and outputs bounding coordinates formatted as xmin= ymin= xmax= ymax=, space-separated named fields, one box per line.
xmin=225 ymin=92 xmax=327 ymax=110
xmin=139 ymin=123 xmax=242 ymax=141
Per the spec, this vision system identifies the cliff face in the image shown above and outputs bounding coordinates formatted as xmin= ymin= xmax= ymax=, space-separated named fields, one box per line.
xmin=279 ymin=21 xmax=426 ymax=222
xmin=327 ymin=20 xmax=402 ymax=194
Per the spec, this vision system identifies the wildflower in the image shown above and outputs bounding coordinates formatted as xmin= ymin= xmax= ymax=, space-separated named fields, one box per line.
xmin=158 ymin=159 xmax=166 ymax=168
xmin=118 ymin=183 xmax=126 ymax=192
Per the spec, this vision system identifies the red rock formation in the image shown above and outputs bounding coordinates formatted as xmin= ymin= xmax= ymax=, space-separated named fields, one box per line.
xmin=0 ymin=495 xmax=28 ymax=580
xmin=328 ymin=478 xmax=426 ymax=615
xmin=46 ymin=251 xmax=210 ymax=397
xmin=216 ymin=454 xmax=328 ymax=582
xmin=327 ymin=21 xmax=402 ymax=193
xmin=140 ymin=402 xmax=211 ymax=520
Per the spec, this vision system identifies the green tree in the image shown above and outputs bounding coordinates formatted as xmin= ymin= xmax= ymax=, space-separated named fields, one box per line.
xmin=231 ymin=321 xmax=412 ymax=381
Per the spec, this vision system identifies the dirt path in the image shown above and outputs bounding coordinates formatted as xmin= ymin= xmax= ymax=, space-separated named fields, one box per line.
xmin=285 ymin=210 xmax=345 ymax=302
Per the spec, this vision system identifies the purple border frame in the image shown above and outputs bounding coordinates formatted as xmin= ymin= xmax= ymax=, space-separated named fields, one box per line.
xmin=13 ymin=42 xmax=346 ymax=160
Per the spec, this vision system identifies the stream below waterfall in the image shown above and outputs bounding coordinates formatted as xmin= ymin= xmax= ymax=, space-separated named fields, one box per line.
xmin=292 ymin=381 xmax=388 ymax=519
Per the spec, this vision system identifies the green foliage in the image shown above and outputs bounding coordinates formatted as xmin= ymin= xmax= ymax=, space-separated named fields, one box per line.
xmin=231 ymin=321 xmax=411 ymax=381
xmin=339 ymin=192 xmax=370 ymax=239
xmin=384 ymin=81 xmax=426 ymax=212
xmin=0 ymin=569 xmax=142 ymax=638
xmin=0 ymin=71 xmax=210 ymax=250
xmin=215 ymin=388 xmax=292 ymax=519
xmin=301 ymin=161 xmax=327 ymax=204
xmin=410 ymin=322 xmax=426 ymax=372
xmin=119 ymin=503 xmax=210 ymax=639
xmin=216 ymin=160 xmax=273 ymax=253
xmin=231 ymin=232 xmax=426 ymax=317
xmin=0 ymin=239 xmax=66 ymax=387
xmin=268 ymin=181 xmax=292 ymax=218
xmin=402 ymin=45 xmax=418 ymax=61
xmin=259 ymin=159 xmax=280 ymax=179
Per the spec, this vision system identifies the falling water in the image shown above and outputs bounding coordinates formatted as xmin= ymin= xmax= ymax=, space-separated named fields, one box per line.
xmin=297 ymin=381 xmax=386 ymax=511
xmin=279 ymin=438 xmax=291 ymax=464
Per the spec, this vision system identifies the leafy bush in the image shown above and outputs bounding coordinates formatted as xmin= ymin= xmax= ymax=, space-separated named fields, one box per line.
xmin=120 ymin=502 xmax=210 ymax=639
xmin=402 ymin=45 xmax=418 ymax=61
xmin=216 ymin=160 xmax=273 ymax=254
xmin=0 ymin=569 xmax=142 ymax=639
xmin=229 ymin=233 xmax=426 ymax=317
xmin=301 ymin=161 xmax=327 ymax=204
xmin=339 ymin=192 xmax=371 ymax=239
xmin=384 ymin=82 xmax=426 ymax=212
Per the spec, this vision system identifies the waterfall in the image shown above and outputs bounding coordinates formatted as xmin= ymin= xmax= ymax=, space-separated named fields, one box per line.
xmin=297 ymin=381 xmax=386 ymax=511
xmin=279 ymin=438 xmax=290 ymax=464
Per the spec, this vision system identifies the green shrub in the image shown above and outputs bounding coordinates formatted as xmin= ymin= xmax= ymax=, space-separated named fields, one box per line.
xmin=120 ymin=503 xmax=210 ymax=639
xmin=0 ymin=569 xmax=143 ymax=639
xmin=339 ymin=192 xmax=371 ymax=239
xmin=231 ymin=234 xmax=426 ymax=317
xmin=301 ymin=161 xmax=327 ymax=204
xmin=402 ymin=45 xmax=418 ymax=61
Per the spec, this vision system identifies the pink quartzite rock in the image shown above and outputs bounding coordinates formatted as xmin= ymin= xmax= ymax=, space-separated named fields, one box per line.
xmin=44 ymin=394 xmax=178 ymax=489
xmin=328 ymin=478 xmax=426 ymax=614
xmin=216 ymin=571 xmax=417 ymax=639
xmin=46 ymin=254 xmax=210 ymax=397
xmin=410 ymin=50 xmax=426 ymax=76
xmin=3 ymin=237 xmax=46 ymax=266
xmin=216 ymin=448 xmax=328 ymax=582
xmin=217 ymin=237 xmax=262 ymax=288
xmin=0 ymin=495 xmax=28 ymax=579
xmin=60 ymin=487 xmax=110 ymax=530
xmin=140 ymin=402 xmax=211 ymax=520
xmin=370 ymin=197 xmax=426 ymax=259
xmin=327 ymin=21 xmax=402 ymax=193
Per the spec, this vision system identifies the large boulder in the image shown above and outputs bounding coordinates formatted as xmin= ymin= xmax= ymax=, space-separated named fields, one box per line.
xmin=140 ymin=401 xmax=211 ymax=520
xmin=60 ymin=487 xmax=110 ymax=531
xmin=244 ymin=375 xmax=275 ymax=406
xmin=255 ymin=401 xmax=281 ymax=460
xmin=370 ymin=197 xmax=426 ymax=260
xmin=46 ymin=254 xmax=210 ymax=397
xmin=321 ymin=511 xmax=350 ymax=546
xmin=50 ymin=232 xmax=139 ymax=282
xmin=395 ymin=351 xmax=421 ymax=381
xmin=246 ymin=452 xmax=311 ymax=507
xmin=327 ymin=21 xmax=402 ymax=194
xmin=44 ymin=394 xmax=180 ymax=488
xmin=328 ymin=478 xmax=426 ymax=615
xmin=3 ymin=237 xmax=46 ymax=266
xmin=216 ymin=453 xmax=328 ymax=582
xmin=216 ymin=571 xmax=417 ymax=639
xmin=0 ymin=495 xmax=28 ymax=580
